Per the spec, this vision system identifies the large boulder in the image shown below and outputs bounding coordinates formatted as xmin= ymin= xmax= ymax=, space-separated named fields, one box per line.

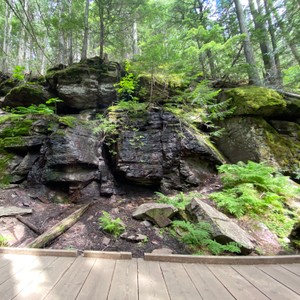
xmin=46 ymin=57 xmax=119 ymax=112
xmin=2 ymin=84 xmax=53 ymax=108
xmin=132 ymin=203 xmax=178 ymax=227
xmin=186 ymin=198 xmax=255 ymax=253
xmin=111 ymin=110 xmax=226 ymax=192
xmin=216 ymin=116 xmax=300 ymax=176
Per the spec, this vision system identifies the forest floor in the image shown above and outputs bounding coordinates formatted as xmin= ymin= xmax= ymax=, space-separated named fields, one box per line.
xmin=0 ymin=179 xmax=297 ymax=257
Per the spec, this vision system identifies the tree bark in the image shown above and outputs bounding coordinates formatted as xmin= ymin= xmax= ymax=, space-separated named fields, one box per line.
xmin=26 ymin=204 xmax=90 ymax=248
xmin=233 ymin=0 xmax=262 ymax=85
xmin=249 ymin=0 xmax=276 ymax=85
xmin=132 ymin=18 xmax=139 ymax=57
xmin=1 ymin=1 xmax=11 ymax=73
xmin=81 ymin=0 xmax=90 ymax=60
xmin=99 ymin=3 xmax=105 ymax=59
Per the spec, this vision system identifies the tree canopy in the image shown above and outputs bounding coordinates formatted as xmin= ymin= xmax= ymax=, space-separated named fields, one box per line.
xmin=0 ymin=0 xmax=299 ymax=90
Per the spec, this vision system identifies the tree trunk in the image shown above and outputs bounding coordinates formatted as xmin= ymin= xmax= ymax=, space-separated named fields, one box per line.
xmin=81 ymin=0 xmax=90 ymax=60
xmin=1 ymin=1 xmax=11 ymax=73
xmin=263 ymin=0 xmax=282 ymax=86
xmin=132 ymin=18 xmax=139 ymax=57
xmin=233 ymin=0 xmax=262 ymax=85
xmin=26 ymin=204 xmax=90 ymax=248
xmin=99 ymin=4 xmax=105 ymax=59
xmin=249 ymin=0 xmax=276 ymax=85
xmin=207 ymin=49 xmax=216 ymax=79
xmin=68 ymin=0 xmax=73 ymax=65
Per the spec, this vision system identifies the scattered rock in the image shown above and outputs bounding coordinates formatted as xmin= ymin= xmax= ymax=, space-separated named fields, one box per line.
xmin=186 ymin=198 xmax=255 ymax=253
xmin=151 ymin=247 xmax=173 ymax=255
xmin=102 ymin=237 xmax=111 ymax=246
xmin=132 ymin=203 xmax=178 ymax=227
xmin=120 ymin=232 xmax=147 ymax=243
xmin=141 ymin=220 xmax=152 ymax=227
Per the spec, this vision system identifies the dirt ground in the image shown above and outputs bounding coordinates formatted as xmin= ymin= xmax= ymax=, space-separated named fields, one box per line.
xmin=0 ymin=180 xmax=296 ymax=257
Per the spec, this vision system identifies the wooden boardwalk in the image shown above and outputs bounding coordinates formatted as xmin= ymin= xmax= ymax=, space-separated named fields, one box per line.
xmin=0 ymin=252 xmax=299 ymax=300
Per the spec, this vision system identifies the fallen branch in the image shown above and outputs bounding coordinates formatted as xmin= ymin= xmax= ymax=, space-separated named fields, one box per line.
xmin=0 ymin=206 xmax=32 ymax=217
xmin=276 ymin=89 xmax=300 ymax=99
xmin=26 ymin=203 xmax=90 ymax=248
xmin=16 ymin=215 xmax=42 ymax=235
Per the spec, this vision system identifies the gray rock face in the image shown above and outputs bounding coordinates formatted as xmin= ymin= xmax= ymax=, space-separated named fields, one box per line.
xmin=46 ymin=58 xmax=119 ymax=112
xmin=186 ymin=198 xmax=255 ymax=253
xmin=132 ymin=203 xmax=178 ymax=227
xmin=113 ymin=111 xmax=225 ymax=192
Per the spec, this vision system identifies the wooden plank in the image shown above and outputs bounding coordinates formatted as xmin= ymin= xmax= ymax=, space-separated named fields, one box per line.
xmin=0 ymin=254 xmax=37 ymax=285
xmin=0 ymin=206 xmax=32 ymax=217
xmin=160 ymin=262 xmax=202 ymax=300
xmin=0 ymin=256 xmax=57 ymax=299
xmin=14 ymin=257 xmax=76 ymax=300
xmin=83 ymin=250 xmax=132 ymax=259
xmin=258 ymin=264 xmax=300 ymax=295
xmin=137 ymin=258 xmax=170 ymax=300
xmin=233 ymin=265 xmax=300 ymax=300
xmin=108 ymin=259 xmax=138 ymax=300
xmin=0 ymin=254 xmax=14 ymax=269
xmin=208 ymin=265 xmax=269 ymax=300
xmin=184 ymin=263 xmax=234 ymax=300
xmin=44 ymin=256 xmax=95 ymax=299
xmin=76 ymin=258 xmax=116 ymax=300
xmin=144 ymin=253 xmax=300 ymax=264
xmin=281 ymin=264 xmax=300 ymax=276
xmin=0 ymin=247 xmax=78 ymax=257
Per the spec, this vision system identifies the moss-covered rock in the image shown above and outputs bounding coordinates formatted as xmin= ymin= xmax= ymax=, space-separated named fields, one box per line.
xmin=2 ymin=83 xmax=53 ymax=108
xmin=216 ymin=116 xmax=300 ymax=177
xmin=0 ymin=78 xmax=19 ymax=97
xmin=224 ymin=86 xmax=286 ymax=117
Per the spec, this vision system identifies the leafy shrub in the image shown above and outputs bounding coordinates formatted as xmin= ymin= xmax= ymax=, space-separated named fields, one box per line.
xmin=12 ymin=66 xmax=25 ymax=81
xmin=172 ymin=220 xmax=241 ymax=255
xmin=9 ymin=104 xmax=54 ymax=115
xmin=210 ymin=161 xmax=300 ymax=238
xmin=0 ymin=234 xmax=9 ymax=247
xmin=98 ymin=211 xmax=125 ymax=237
xmin=156 ymin=191 xmax=200 ymax=210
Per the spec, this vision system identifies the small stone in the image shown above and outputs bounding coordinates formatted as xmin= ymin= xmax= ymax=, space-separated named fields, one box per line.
xmin=141 ymin=220 xmax=152 ymax=227
xmin=120 ymin=232 xmax=147 ymax=242
xmin=111 ymin=208 xmax=119 ymax=214
xmin=102 ymin=237 xmax=111 ymax=246
xmin=151 ymin=248 xmax=173 ymax=255
xmin=22 ymin=202 xmax=30 ymax=207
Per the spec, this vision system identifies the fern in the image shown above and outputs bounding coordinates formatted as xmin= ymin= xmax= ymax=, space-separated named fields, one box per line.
xmin=171 ymin=220 xmax=241 ymax=255
xmin=98 ymin=211 xmax=125 ymax=237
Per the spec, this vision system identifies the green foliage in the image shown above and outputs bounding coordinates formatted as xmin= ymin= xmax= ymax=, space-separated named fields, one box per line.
xmin=98 ymin=211 xmax=125 ymax=237
xmin=46 ymin=97 xmax=64 ymax=114
xmin=109 ymin=99 xmax=148 ymax=114
xmin=210 ymin=161 xmax=300 ymax=238
xmin=58 ymin=116 xmax=77 ymax=128
xmin=283 ymin=65 xmax=300 ymax=92
xmin=12 ymin=66 xmax=25 ymax=81
xmin=155 ymin=191 xmax=199 ymax=210
xmin=0 ymin=234 xmax=9 ymax=247
xmin=172 ymin=220 xmax=241 ymax=255
xmin=9 ymin=104 xmax=54 ymax=115
xmin=93 ymin=114 xmax=118 ymax=136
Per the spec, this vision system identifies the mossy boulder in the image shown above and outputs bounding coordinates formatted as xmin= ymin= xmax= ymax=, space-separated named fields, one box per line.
xmin=0 ymin=78 xmax=19 ymax=97
xmin=216 ymin=116 xmax=300 ymax=177
xmin=45 ymin=57 xmax=119 ymax=112
xmin=224 ymin=86 xmax=286 ymax=117
xmin=2 ymin=83 xmax=53 ymax=108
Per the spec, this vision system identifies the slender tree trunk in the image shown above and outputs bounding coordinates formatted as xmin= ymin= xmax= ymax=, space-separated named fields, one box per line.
xmin=263 ymin=0 xmax=282 ymax=86
xmin=233 ymin=0 xmax=262 ymax=85
xmin=68 ymin=0 xmax=73 ymax=65
xmin=1 ymin=1 xmax=11 ymax=73
xmin=99 ymin=4 xmax=105 ymax=59
xmin=132 ymin=18 xmax=139 ymax=57
xmin=249 ymin=0 xmax=276 ymax=85
xmin=81 ymin=0 xmax=90 ymax=60
xmin=207 ymin=49 xmax=216 ymax=79
xmin=18 ymin=0 xmax=29 ymax=67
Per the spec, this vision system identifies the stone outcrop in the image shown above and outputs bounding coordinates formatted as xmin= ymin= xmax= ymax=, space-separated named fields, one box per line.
xmin=186 ymin=198 xmax=255 ymax=253
xmin=217 ymin=86 xmax=300 ymax=178
xmin=132 ymin=203 xmax=178 ymax=227
xmin=112 ymin=110 xmax=225 ymax=192
xmin=46 ymin=57 xmax=120 ymax=112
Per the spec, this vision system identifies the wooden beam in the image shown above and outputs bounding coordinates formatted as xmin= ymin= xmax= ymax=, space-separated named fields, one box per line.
xmin=0 ymin=206 xmax=32 ymax=217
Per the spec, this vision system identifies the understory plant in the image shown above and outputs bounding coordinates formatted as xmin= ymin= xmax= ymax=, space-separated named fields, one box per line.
xmin=98 ymin=211 xmax=125 ymax=237
xmin=171 ymin=220 xmax=241 ymax=255
xmin=210 ymin=161 xmax=300 ymax=239
xmin=155 ymin=191 xmax=200 ymax=210
xmin=0 ymin=234 xmax=9 ymax=247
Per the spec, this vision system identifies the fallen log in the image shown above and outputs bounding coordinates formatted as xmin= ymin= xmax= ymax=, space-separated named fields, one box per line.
xmin=276 ymin=89 xmax=300 ymax=100
xmin=26 ymin=203 xmax=90 ymax=248
xmin=0 ymin=206 xmax=32 ymax=217
xmin=16 ymin=215 xmax=42 ymax=235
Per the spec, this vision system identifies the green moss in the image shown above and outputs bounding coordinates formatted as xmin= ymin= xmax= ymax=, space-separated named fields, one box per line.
xmin=0 ymin=117 xmax=33 ymax=138
xmin=9 ymin=84 xmax=44 ymax=96
xmin=0 ymin=152 xmax=14 ymax=186
xmin=225 ymin=86 xmax=286 ymax=116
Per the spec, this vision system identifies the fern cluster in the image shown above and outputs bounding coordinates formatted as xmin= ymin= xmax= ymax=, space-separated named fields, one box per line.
xmin=172 ymin=220 xmax=241 ymax=255
xmin=155 ymin=191 xmax=199 ymax=210
xmin=0 ymin=234 xmax=9 ymax=247
xmin=98 ymin=211 xmax=125 ymax=237
xmin=210 ymin=161 xmax=300 ymax=238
